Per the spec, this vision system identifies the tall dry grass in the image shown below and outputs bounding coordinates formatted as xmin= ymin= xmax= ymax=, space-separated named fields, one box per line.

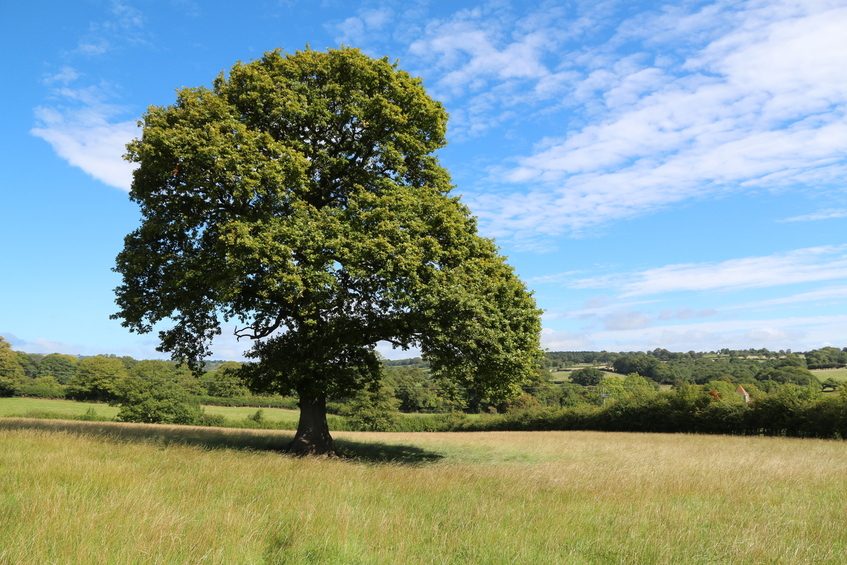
xmin=1 ymin=419 xmax=846 ymax=564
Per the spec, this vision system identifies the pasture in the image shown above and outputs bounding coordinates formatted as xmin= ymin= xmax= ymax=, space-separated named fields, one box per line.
xmin=0 ymin=397 xmax=301 ymax=424
xmin=1 ymin=419 xmax=846 ymax=564
xmin=812 ymin=368 xmax=847 ymax=381
xmin=0 ymin=397 xmax=120 ymax=419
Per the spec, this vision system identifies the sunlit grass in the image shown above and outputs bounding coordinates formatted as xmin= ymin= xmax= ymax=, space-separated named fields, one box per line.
xmin=0 ymin=397 xmax=302 ymax=423
xmin=0 ymin=397 xmax=120 ymax=419
xmin=200 ymin=404 xmax=301 ymax=423
xmin=812 ymin=368 xmax=847 ymax=381
xmin=1 ymin=418 xmax=846 ymax=563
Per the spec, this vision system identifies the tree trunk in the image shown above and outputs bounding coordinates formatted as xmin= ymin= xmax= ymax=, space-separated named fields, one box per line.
xmin=286 ymin=392 xmax=336 ymax=456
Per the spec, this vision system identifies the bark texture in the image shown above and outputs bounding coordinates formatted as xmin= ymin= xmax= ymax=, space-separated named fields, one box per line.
xmin=286 ymin=393 xmax=336 ymax=456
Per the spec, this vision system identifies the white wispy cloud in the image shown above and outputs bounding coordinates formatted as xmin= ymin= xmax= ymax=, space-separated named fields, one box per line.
xmin=444 ymin=0 xmax=847 ymax=242
xmin=74 ymin=0 xmax=148 ymax=56
xmin=780 ymin=209 xmax=847 ymax=222
xmin=31 ymin=86 xmax=138 ymax=191
xmin=574 ymin=245 xmax=847 ymax=296
xmin=544 ymin=314 xmax=847 ymax=352
xmin=602 ymin=310 xmax=652 ymax=331
xmin=32 ymin=1 xmax=149 ymax=190
xmin=725 ymin=285 xmax=847 ymax=310
xmin=657 ymin=307 xmax=717 ymax=320
xmin=333 ymin=7 xmax=395 ymax=46
xmin=525 ymin=270 xmax=584 ymax=284
xmin=390 ymin=1 xmax=626 ymax=141
xmin=540 ymin=328 xmax=596 ymax=351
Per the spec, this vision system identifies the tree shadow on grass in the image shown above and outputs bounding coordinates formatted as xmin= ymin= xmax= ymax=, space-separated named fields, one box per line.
xmin=334 ymin=438 xmax=444 ymax=464
xmin=0 ymin=418 xmax=443 ymax=465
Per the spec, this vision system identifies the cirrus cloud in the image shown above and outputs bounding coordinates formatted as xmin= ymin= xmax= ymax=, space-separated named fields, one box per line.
xmin=574 ymin=245 xmax=847 ymax=297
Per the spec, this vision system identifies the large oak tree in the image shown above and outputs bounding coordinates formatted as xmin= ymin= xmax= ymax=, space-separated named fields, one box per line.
xmin=113 ymin=47 xmax=541 ymax=454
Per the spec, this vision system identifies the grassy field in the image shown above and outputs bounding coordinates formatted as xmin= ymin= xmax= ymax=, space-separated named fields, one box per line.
xmin=549 ymin=368 xmax=618 ymax=382
xmin=1 ymin=418 xmax=846 ymax=564
xmin=0 ymin=397 xmax=120 ymax=419
xmin=202 ymin=404 xmax=301 ymax=423
xmin=812 ymin=368 xmax=847 ymax=381
xmin=0 ymin=397 xmax=301 ymax=423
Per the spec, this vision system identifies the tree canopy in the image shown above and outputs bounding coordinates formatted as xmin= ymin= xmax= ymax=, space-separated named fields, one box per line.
xmin=113 ymin=47 xmax=541 ymax=454
xmin=0 ymin=337 xmax=24 ymax=396
xmin=66 ymin=355 xmax=128 ymax=402
xmin=569 ymin=367 xmax=605 ymax=387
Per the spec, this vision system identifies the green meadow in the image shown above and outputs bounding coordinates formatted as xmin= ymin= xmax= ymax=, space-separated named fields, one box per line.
xmin=0 ymin=397 xmax=120 ymax=419
xmin=1 ymin=418 xmax=846 ymax=564
xmin=0 ymin=397 xmax=301 ymax=424
xmin=812 ymin=368 xmax=847 ymax=381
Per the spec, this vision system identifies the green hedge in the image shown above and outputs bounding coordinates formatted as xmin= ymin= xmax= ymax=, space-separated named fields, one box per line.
xmin=193 ymin=395 xmax=300 ymax=409
xmin=450 ymin=389 xmax=847 ymax=439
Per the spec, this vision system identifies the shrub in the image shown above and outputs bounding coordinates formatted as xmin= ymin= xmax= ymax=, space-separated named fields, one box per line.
xmin=66 ymin=355 xmax=128 ymax=402
xmin=193 ymin=395 xmax=299 ymax=409
xmin=340 ymin=387 xmax=401 ymax=431
xmin=570 ymin=367 xmax=605 ymax=386
xmin=18 ymin=376 xmax=66 ymax=399
xmin=201 ymin=362 xmax=250 ymax=397
xmin=197 ymin=413 xmax=227 ymax=427
xmin=116 ymin=379 xmax=202 ymax=425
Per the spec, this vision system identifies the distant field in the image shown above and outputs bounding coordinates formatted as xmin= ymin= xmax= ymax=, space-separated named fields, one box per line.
xmin=0 ymin=398 xmax=301 ymax=423
xmin=0 ymin=420 xmax=845 ymax=564
xmin=201 ymin=404 xmax=301 ymax=422
xmin=812 ymin=368 xmax=847 ymax=381
xmin=0 ymin=398 xmax=120 ymax=419
xmin=550 ymin=368 xmax=618 ymax=382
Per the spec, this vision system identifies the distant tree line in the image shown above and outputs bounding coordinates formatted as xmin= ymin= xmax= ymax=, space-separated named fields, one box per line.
xmin=2 ymin=337 xmax=846 ymax=436
xmin=447 ymin=382 xmax=847 ymax=440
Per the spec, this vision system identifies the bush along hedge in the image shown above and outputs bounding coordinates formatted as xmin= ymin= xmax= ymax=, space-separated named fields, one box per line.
xmin=192 ymin=395 xmax=300 ymax=409
xmin=452 ymin=385 xmax=847 ymax=439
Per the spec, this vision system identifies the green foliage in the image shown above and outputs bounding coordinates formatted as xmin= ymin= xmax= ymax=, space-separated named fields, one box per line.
xmin=197 ymin=413 xmax=228 ymax=427
xmin=821 ymin=377 xmax=842 ymax=391
xmin=340 ymin=386 xmax=401 ymax=431
xmin=757 ymin=365 xmax=820 ymax=387
xmin=507 ymin=368 xmax=561 ymax=409
xmin=501 ymin=392 xmax=542 ymax=412
xmin=704 ymin=380 xmax=743 ymax=403
xmin=193 ymin=395 xmax=299 ymax=409
xmin=0 ymin=337 xmax=25 ymax=396
xmin=18 ymin=376 xmax=66 ymax=399
xmin=112 ymin=47 xmax=541 ymax=452
xmin=382 ymin=366 xmax=461 ymax=413
xmin=128 ymin=359 xmax=204 ymax=395
xmin=806 ymin=346 xmax=847 ymax=369
xmin=201 ymin=361 xmax=249 ymax=398
xmin=569 ymin=366 xmax=605 ymax=386
xmin=450 ymin=380 xmax=847 ymax=440
xmin=388 ymin=412 xmax=471 ymax=432
xmin=115 ymin=379 xmax=202 ymax=425
xmin=36 ymin=353 xmax=78 ymax=384
xmin=15 ymin=352 xmax=41 ymax=377
xmin=746 ymin=383 xmax=818 ymax=435
xmin=622 ymin=372 xmax=656 ymax=390
xmin=66 ymin=355 xmax=128 ymax=402
xmin=612 ymin=354 xmax=669 ymax=382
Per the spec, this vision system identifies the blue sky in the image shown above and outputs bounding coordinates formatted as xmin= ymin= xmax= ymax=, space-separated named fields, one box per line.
xmin=1 ymin=0 xmax=846 ymax=360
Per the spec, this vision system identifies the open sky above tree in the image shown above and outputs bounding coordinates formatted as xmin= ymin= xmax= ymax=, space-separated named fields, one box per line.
xmin=1 ymin=0 xmax=846 ymax=358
